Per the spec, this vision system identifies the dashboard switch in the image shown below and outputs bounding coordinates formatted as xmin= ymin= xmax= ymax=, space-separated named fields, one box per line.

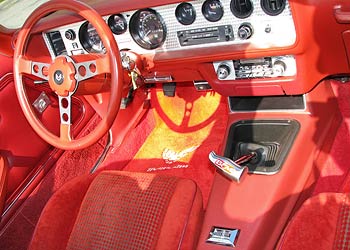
xmin=238 ymin=23 xmax=253 ymax=40
xmin=217 ymin=64 xmax=231 ymax=80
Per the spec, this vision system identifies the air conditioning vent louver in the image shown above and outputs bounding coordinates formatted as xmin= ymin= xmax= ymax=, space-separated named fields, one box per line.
xmin=261 ymin=0 xmax=286 ymax=16
xmin=230 ymin=0 xmax=253 ymax=19
xmin=46 ymin=31 xmax=67 ymax=56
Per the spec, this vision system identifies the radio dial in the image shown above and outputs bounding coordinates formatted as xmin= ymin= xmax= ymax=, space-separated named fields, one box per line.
xmin=217 ymin=64 xmax=231 ymax=80
xmin=238 ymin=23 xmax=253 ymax=40
xmin=273 ymin=60 xmax=287 ymax=76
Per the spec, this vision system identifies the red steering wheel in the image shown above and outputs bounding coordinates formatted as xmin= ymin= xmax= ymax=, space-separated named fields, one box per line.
xmin=13 ymin=0 xmax=123 ymax=150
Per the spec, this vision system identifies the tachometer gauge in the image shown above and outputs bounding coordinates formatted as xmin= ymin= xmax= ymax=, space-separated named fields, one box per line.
xmin=108 ymin=14 xmax=127 ymax=35
xmin=202 ymin=0 xmax=224 ymax=22
xmin=129 ymin=9 xmax=166 ymax=50
xmin=79 ymin=22 xmax=105 ymax=53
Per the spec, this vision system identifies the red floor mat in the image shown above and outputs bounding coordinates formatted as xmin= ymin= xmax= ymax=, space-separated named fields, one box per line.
xmin=0 ymin=114 xmax=107 ymax=250
xmin=122 ymin=86 xmax=228 ymax=206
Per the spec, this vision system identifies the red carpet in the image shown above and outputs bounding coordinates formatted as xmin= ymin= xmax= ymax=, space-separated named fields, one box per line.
xmin=121 ymin=86 xmax=228 ymax=206
xmin=100 ymin=109 xmax=156 ymax=171
xmin=0 ymin=114 xmax=107 ymax=250
xmin=313 ymin=81 xmax=350 ymax=194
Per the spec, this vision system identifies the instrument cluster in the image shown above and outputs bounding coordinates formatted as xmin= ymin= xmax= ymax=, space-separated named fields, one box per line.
xmin=44 ymin=0 xmax=296 ymax=58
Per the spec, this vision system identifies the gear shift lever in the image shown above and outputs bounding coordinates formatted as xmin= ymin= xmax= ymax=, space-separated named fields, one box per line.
xmin=209 ymin=151 xmax=256 ymax=183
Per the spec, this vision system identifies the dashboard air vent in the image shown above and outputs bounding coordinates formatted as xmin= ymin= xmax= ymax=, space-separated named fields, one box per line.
xmin=46 ymin=31 xmax=67 ymax=56
xmin=261 ymin=0 xmax=286 ymax=16
xmin=230 ymin=0 xmax=253 ymax=19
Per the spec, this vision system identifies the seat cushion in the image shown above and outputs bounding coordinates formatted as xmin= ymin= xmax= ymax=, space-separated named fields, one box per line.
xmin=29 ymin=171 xmax=203 ymax=250
xmin=278 ymin=193 xmax=350 ymax=250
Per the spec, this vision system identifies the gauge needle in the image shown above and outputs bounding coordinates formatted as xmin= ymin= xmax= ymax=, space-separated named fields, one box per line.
xmin=145 ymin=30 xmax=152 ymax=36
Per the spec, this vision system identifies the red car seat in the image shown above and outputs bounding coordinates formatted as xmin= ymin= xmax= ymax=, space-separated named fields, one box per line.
xmin=29 ymin=171 xmax=203 ymax=250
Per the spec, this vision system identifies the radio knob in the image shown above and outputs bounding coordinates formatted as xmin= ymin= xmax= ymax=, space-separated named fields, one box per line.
xmin=217 ymin=64 xmax=231 ymax=80
xmin=238 ymin=23 xmax=253 ymax=40
xmin=273 ymin=60 xmax=287 ymax=76
xmin=65 ymin=29 xmax=76 ymax=41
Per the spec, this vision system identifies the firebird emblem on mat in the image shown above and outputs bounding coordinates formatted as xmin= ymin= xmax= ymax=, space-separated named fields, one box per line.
xmin=162 ymin=146 xmax=199 ymax=164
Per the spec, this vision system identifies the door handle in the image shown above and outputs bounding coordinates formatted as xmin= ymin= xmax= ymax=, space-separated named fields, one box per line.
xmin=334 ymin=5 xmax=350 ymax=24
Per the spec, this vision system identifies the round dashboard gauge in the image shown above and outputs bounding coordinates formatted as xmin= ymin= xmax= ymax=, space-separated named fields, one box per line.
xmin=230 ymin=0 xmax=253 ymax=18
xmin=202 ymin=0 xmax=224 ymax=22
xmin=129 ymin=9 xmax=166 ymax=50
xmin=79 ymin=22 xmax=105 ymax=53
xmin=108 ymin=14 xmax=127 ymax=35
xmin=175 ymin=2 xmax=196 ymax=25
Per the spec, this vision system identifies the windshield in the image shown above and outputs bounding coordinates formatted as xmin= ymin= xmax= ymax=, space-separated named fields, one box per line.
xmin=0 ymin=0 xmax=49 ymax=29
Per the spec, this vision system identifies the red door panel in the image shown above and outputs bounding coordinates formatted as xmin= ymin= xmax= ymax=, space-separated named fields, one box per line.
xmin=0 ymin=74 xmax=53 ymax=197
xmin=0 ymin=55 xmax=12 ymax=76
xmin=0 ymin=72 xmax=92 ymax=203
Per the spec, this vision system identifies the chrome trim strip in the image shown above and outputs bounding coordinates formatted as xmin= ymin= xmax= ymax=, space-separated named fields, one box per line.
xmin=90 ymin=130 xmax=112 ymax=173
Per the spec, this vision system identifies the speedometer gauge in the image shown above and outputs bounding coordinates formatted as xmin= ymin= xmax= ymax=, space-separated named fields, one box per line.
xmin=129 ymin=9 xmax=166 ymax=50
xmin=79 ymin=22 xmax=105 ymax=53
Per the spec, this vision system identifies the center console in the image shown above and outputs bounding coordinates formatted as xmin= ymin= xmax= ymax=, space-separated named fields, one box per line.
xmin=196 ymin=80 xmax=342 ymax=249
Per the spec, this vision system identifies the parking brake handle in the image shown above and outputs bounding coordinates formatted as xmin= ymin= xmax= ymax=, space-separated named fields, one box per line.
xmin=209 ymin=151 xmax=256 ymax=183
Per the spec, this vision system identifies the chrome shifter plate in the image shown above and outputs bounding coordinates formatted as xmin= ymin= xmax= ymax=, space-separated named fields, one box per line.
xmin=206 ymin=226 xmax=240 ymax=247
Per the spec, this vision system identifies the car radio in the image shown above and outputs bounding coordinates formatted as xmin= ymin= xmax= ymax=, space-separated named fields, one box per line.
xmin=213 ymin=56 xmax=297 ymax=80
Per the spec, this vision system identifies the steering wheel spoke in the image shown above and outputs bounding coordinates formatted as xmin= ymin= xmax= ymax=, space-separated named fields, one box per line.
xmin=60 ymin=123 xmax=72 ymax=142
xmin=73 ymin=54 xmax=110 ymax=82
xmin=58 ymin=95 xmax=72 ymax=141
xmin=18 ymin=56 xmax=50 ymax=81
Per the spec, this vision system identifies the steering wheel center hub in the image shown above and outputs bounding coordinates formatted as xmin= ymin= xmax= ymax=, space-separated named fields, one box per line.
xmin=48 ymin=56 xmax=77 ymax=96
xmin=53 ymin=70 xmax=64 ymax=85
xmin=54 ymin=70 xmax=64 ymax=85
